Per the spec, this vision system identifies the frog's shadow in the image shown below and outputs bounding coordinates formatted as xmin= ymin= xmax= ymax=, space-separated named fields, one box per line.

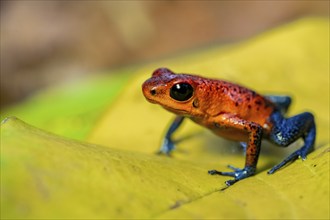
xmin=174 ymin=130 xmax=319 ymax=172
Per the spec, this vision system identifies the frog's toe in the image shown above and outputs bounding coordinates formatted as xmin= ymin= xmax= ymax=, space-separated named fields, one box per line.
xmin=225 ymin=179 xmax=238 ymax=186
xmin=218 ymin=171 xmax=238 ymax=177
xmin=157 ymin=138 xmax=176 ymax=155
xmin=156 ymin=147 xmax=174 ymax=156
xmin=267 ymin=166 xmax=278 ymax=174
xmin=227 ymin=164 xmax=241 ymax=171
xmin=239 ymin=142 xmax=247 ymax=150
xmin=298 ymin=149 xmax=309 ymax=160
xmin=208 ymin=169 xmax=222 ymax=175
xmin=208 ymin=169 xmax=237 ymax=177
xmin=268 ymin=148 xmax=308 ymax=174
xmin=299 ymin=153 xmax=307 ymax=161
xmin=209 ymin=167 xmax=255 ymax=186
xmin=208 ymin=166 xmax=253 ymax=178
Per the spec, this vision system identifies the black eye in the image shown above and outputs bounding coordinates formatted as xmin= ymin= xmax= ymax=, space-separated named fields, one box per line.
xmin=170 ymin=83 xmax=193 ymax=101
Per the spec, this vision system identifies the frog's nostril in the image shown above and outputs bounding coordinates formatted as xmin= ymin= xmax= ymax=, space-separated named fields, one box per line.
xmin=150 ymin=88 xmax=156 ymax=96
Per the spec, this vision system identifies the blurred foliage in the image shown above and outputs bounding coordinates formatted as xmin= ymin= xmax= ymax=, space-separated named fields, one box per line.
xmin=1 ymin=71 xmax=131 ymax=140
xmin=1 ymin=1 xmax=328 ymax=108
xmin=1 ymin=18 xmax=329 ymax=219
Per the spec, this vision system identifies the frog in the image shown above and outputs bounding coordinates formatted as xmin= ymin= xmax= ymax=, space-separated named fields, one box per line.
xmin=142 ymin=68 xmax=316 ymax=186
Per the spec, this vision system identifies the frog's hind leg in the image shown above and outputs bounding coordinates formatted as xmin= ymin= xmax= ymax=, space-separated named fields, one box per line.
xmin=265 ymin=95 xmax=292 ymax=114
xmin=268 ymin=111 xmax=316 ymax=174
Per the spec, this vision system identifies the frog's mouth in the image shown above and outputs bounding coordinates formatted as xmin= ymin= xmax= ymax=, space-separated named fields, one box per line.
xmin=162 ymin=106 xmax=189 ymax=115
xmin=144 ymin=96 xmax=189 ymax=115
xmin=144 ymin=96 xmax=157 ymax=104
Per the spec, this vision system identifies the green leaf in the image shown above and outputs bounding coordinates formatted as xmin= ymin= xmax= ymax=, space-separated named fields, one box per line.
xmin=1 ymin=71 xmax=131 ymax=140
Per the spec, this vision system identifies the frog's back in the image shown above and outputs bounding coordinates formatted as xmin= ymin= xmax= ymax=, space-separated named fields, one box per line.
xmin=194 ymin=77 xmax=276 ymax=130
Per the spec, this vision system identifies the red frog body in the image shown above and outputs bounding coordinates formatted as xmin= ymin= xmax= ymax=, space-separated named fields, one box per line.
xmin=142 ymin=68 xmax=316 ymax=186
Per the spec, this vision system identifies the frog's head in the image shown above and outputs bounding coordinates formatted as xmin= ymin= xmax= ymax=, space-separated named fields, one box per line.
xmin=142 ymin=68 xmax=202 ymax=116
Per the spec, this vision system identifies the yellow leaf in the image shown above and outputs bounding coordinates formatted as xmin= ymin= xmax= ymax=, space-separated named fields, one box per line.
xmin=1 ymin=117 xmax=329 ymax=219
xmin=1 ymin=117 xmax=221 ymax=219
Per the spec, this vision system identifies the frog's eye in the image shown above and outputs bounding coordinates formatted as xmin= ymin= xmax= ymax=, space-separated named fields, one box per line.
xmin=170 ymin=83 xmax=193 ymax=101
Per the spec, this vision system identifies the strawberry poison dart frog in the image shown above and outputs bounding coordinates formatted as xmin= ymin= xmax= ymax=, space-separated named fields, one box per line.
xmin=142 ymin=68 xmax=316 ymax=186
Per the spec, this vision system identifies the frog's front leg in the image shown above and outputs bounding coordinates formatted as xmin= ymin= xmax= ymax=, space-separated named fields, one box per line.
xmin=158 ymin=116 xmax=185 ymax=155
xmin=208 ymin=115 xmax=262 ymax=186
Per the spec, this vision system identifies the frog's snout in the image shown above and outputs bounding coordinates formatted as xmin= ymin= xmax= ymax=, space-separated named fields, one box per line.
xmin=142 ymin=79 xmax=158 ymax=103
xmin=142 ymin=68 xmax=175 ymax=103
xmin=142 ymin=79 xmax=151 ymax=95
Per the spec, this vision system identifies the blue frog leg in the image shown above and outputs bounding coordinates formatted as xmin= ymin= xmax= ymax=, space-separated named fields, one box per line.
xmin=158 ymin=116 xmax=185 ymax=155
xmin=268 ymin=111 xmax=316 ymax=174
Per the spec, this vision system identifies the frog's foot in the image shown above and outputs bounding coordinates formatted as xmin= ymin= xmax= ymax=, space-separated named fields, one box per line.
xmin=208 ymin=165 xmax=256 ymax=186
xmin=157 ymin=138 xmax=176 ymax=155
xmin=239 ymin=142 xmax=247 ymax=151
xmin=268 ymin=148 xmax=309 ymax=174
xmin=268 ymin=111 xmax=315 ymax=174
